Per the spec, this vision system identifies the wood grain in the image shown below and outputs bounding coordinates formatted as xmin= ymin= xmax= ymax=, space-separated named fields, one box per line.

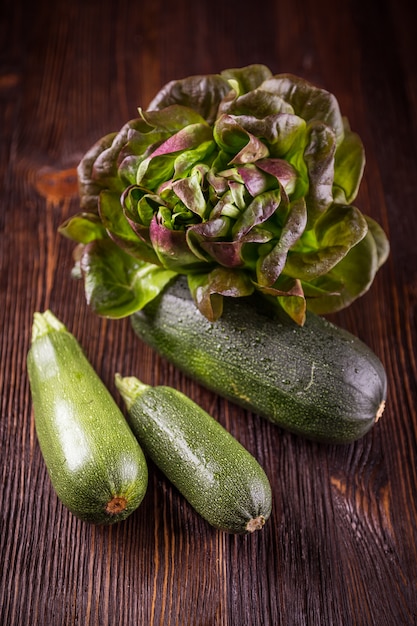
xmin=1 ymin=0 xmax=417 ymax=624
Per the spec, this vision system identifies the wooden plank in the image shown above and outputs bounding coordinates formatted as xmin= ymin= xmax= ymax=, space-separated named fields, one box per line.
xmin=1 ymin=0 xmax=416 ymax=624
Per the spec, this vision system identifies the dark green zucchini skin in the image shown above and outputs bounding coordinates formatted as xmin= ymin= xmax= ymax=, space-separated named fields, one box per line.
xmin=115 ymin=375 xmax=272 ymax=533
xmin=27 ymin=311 xmax=148 ymax=524
xmin=131 ymin=277 xmax=387 ymax=444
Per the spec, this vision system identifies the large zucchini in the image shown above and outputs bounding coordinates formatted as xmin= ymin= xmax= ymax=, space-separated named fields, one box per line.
xmin=131 ymin=277 xmax=387 ymax=444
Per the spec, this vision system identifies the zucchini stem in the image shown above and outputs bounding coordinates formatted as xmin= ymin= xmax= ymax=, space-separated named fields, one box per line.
xmin=31 ymin=310 xmax=66 ymax=343
xmin=115 ymin=374 xmax=149 ymax=411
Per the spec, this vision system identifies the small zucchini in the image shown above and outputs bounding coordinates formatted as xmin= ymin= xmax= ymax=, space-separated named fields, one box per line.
xmin=27 ymin=310 xmax=148 ymax=524
xmin=115 ymin=374 xmax=272 ymax=534
xmin=131 ymin=277 xmax=387 ymax=444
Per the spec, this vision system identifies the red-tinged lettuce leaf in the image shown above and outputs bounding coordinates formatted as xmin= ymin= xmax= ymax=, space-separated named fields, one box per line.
xmin=226 ymin=113 xmax=306 ymax=160
xmin=232 ymin=189 xmax=282 ymax=239
xmin=122 ymin=185 xmax=158 ymax=230
xmin=187 ymin=217 xmax=273 ymax=269
xmin=236 ymin=164 xmax=271 ymax=196
xmin=260 ymin=74 xmax=345 ymax=145
xmin=284 ymin=203 xmax=368 ymax=281
xmin=257 ymin=198 xmax=307 ymax=285
xmin=149 ymin=123 xmax=212 ymax=157
xmin=187 ymin=267 xmax=255 ymax=321
xmin=77 ymin=132 xmax=118 ymax=211
xmin=255 ymin=158 xmax=297 ymax=195
xmin=135 ymin=153 xmax=178 ymax=190
xmin=117 ymin=128 xmax=171 ymax=185
xmin=172 ymin=142 xmax=215 ymax=179
xmin=214 ymin=115 xmax=269 ymax=163
xmin=171 ymin=173 xmax=207 ymax=217
xmin=303 ymin=121 xmax=336 ymax=224
xmin=277 ymin=290 xmax=306 ymax=325
xmin=218 ymin=89 xmax=293 ymax=119
xmin=99 ymin=190 xmax=160 ymax=264
xmin=255 ymin=275 xmax=306 ymax=325
xmin=136 ymin=134 xmax=215 ymax=190
xmin=89 ymin=119 xmax=155 ymax=191
xmin=147 ymin=75 xmax=232 ymax=125
xmin=149 ymin=215 xmax=210 ymax=272
xmin=186 ymin=215 xmax=233 ymax=262
xmin=220 ymin=64 xmax=273 ymax=94
xmin=139 ymin=104 xmax=208 ymax=131
xmin=198 ymin=240 xmax=245 ymax=268
xmin=80 ymin=238 xmax=176 ymax=318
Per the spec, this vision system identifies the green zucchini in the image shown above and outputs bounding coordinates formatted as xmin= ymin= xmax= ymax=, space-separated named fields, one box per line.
xmin=27 ymin=310 xmax=148 ymax=524
xmin=131 ymin=277 xmax=387 ymax=444
xmin=115 ymin=374 xmax=272 ymax=533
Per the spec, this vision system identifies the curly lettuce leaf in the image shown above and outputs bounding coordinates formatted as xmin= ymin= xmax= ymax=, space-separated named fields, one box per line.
xmin=260 ymin=74 xmax=345 ymax=144
xmin=99 ymin=190 xmax=160 ymax=264
xmin=305 ymin=216 xmax=390 ymax=314
xmin=147 ymin=74 xmax=231 ymax=124
xmin=79 ymin=238 xmax=176 ymax=318
xmin=58 ymin=212 xmax=107 ymax=243
xmin=187 ymin=267 xmax=255 ymax=321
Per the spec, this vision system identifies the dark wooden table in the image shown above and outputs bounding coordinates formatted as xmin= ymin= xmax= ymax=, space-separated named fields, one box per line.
xmin=1 ymin=0 xmax=416 ymax=624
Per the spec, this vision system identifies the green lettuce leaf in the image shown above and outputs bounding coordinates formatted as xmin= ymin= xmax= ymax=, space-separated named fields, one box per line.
xmin=80 ymin=238 xmax=176 ymax=318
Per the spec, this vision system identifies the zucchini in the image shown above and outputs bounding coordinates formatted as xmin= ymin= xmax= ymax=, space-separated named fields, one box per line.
xmin=131 ymin=277 xmax=387 ymax=444
xmin=115 ymin=374 xmax=272 ymax=533
xmin=27 ymin=310 xmax=148 ymax=524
